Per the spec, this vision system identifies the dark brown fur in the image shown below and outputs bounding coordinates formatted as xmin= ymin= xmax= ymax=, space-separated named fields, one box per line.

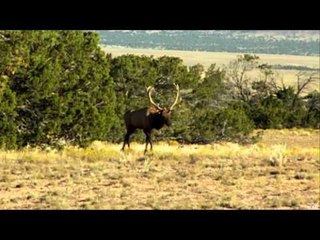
xmin=121 ymin=84 xmax=180 ymax=153
xmin=121 ymin=107 xmax=172 ymax=153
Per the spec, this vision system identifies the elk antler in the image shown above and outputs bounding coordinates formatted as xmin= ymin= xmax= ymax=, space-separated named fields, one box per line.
xmin=169 ymin=83 xmax=181 ymax=111
xmin=147 ymin=86 xmax=163 ymax=110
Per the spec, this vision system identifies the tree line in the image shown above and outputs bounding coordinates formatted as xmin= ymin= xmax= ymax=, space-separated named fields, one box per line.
xmin=98 ymin=30 xmax=320 ymax=56
xmin=0 ymin=30 xmax=319 ymax=149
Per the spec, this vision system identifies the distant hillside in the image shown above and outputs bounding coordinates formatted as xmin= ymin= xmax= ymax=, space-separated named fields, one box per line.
xmin=97 ymin=30 xmax=320 ymax=56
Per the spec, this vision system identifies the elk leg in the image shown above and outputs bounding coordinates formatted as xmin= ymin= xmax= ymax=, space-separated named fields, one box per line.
xmin=121 ymin=136 xmax=127 ymax=151
xmin=149 ymin=133 xmax=153 ymax=151
xmin=121 ymin=128 xmax=135 ymax=151
xmin=145 ymin=137 xmax=149 ymax=153
xmin=144 ymin=130 xmax=152 ymax=154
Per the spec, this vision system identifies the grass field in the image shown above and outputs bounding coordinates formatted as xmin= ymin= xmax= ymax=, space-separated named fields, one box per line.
xmin=0 ymin=129 xmax=319 ymax=209
xmin=102 ymin=46 xmax=320 ymax=92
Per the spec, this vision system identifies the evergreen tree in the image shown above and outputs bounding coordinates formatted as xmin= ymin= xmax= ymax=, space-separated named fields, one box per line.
xmin=0 ymin=30 xmax=117 ymax=148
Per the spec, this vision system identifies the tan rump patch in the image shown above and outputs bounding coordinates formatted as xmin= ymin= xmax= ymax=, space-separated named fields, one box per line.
xmin=146 ymin=107 xmax=160 ymax=116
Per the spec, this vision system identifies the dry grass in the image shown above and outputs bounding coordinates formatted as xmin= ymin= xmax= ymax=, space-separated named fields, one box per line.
xmin=0 ymin=129 xmax=319 ymax=209
xmin=102 ymin=46 xmax=320 ymax=92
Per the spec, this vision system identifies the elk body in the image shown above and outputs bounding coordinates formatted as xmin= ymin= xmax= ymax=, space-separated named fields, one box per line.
xmin=121 ymin=84 xmax=180 ymax=153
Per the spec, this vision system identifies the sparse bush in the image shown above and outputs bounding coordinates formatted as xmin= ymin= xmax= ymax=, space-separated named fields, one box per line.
xmin=191 ymin=103 xmax=255 ymax=143
xmin=303 ymin=90 xmax=320 ymax=128
xmin=267 ymin=144 xmax=288 ymax=167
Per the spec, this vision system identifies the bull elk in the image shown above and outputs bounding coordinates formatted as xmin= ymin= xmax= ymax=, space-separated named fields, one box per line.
xmin=121 ymin=83 xmax=181 ymax=153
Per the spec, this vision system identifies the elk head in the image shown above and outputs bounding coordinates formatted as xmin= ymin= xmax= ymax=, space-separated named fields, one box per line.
xmin=146 ymin=83 xmax=181 ymax=127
